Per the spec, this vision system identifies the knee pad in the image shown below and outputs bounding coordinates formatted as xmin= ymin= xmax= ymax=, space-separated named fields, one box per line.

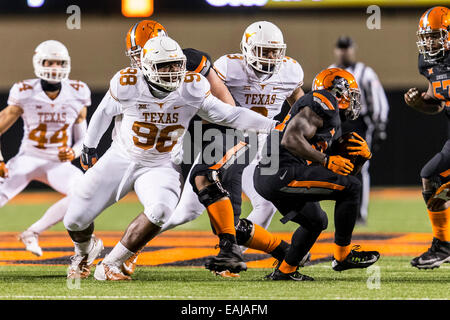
xmin=196 ymin=171 xmax=230 ymax=207
xmin=63 ymin=215 xmax=90 ymax=232
xmin=315 ymin=209 xmax=328 ymax=231
xmin=235 ymin=218 xmax=254 ymax=245
xmin=144 ymin=203 xmax=173 ymax=227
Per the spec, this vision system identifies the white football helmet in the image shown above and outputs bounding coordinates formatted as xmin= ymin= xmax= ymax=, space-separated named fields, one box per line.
xmin=140 ymin=36 xmax=187 ymax=92
xmin=240 ymin=21 xmax=286 ymax=74
xmin=33 ymin=40 xmax=71 ymax=83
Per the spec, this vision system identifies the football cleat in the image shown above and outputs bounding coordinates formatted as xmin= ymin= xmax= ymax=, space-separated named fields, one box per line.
xmin=67 ymin=236 xmax=104 ymax=279
xmin=411 ymin=237 xmax=450 ymax=269
xmin=121 ymin=249 xmax=142 ymax=276
xmin=18 ymin=230 xmax=42 ymax=257
xmin=211 ymin=270 xmax=241 ymax=278
xmin=94 ymin=260 xmax=131 ymax=281
xmin=264 ymin=268 xmax=314 ymax=281
xmin=205 ymin=239 xmax=247 ymax=274
xmin=331 ymin=245 xmax=380 ymax=271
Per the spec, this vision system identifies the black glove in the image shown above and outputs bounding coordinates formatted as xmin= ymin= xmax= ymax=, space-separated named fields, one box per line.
xmin=80 ymin=145 xmax=98 ymax=171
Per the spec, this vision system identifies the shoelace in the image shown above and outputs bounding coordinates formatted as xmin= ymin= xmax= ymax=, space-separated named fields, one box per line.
xmin=69 ymin=254 xmax=87 ymax=267
xmin=107 ymin=264 xmax=124 ymax=275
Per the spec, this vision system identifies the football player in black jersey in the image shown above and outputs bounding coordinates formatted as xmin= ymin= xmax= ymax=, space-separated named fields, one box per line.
xmin=404 ymin=6 xmax=450 ymax=269
xmin=100 ymin=20 xmax=287 ymax=278
xmin=254 ymin=68 xmax=379 ymax=280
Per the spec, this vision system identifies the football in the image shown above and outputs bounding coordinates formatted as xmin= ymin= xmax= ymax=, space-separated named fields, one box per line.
xmin=329 ymin=132 xmax=368 ymax=175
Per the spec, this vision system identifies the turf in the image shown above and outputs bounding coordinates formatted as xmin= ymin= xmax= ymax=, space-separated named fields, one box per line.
xmin=1 ymin=192 xmax=448 ymax=301
xmin=0 ymin=258 xmax=448 ymax=300
xmin=0 ymin=198 xmax=430 ymax=233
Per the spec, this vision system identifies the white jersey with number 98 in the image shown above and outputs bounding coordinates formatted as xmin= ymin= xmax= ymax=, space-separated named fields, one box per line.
xmin=109 ymin=68 xmax=212 ymax=167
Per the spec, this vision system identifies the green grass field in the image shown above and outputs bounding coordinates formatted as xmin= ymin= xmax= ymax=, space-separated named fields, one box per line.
xmin=0 ymin=191 xmax=449 ymax=302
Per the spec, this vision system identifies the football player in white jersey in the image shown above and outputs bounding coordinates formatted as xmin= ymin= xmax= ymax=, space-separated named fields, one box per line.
xmin=0 ymin=40 xmax=90 ymax=256
xmin=160 ymin=21 xmax=305 ymax=267
xmin=62 ymin=36 xmax=277 ymax=280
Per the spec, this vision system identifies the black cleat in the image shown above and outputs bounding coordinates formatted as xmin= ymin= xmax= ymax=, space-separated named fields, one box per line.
xmin=411 ymin=237 xmax=450 ymax=269
xmin=265 ymin=268 xmax=314 ymax=281
xmin=332 ymin=245 xmax=380 ymax=271
xmin=205 ymin=239 xmax=247 ymax=274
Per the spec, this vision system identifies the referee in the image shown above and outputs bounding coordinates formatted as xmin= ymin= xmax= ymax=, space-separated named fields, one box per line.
xmin=330 ymin=36 xmax=390 ymax=225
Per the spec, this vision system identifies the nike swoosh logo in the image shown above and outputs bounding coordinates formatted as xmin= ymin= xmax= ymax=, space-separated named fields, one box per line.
xmin=173 ymin=106 xmax=183 ymax=110
xmin=280 ymin=170 xmax=287 ymax=180
xmin=418 ymin=257 xmax=439 ymax=264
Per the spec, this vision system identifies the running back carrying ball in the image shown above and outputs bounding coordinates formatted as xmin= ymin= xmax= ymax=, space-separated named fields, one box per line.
xmin=329 ymin=131 xmax=370 ymax=175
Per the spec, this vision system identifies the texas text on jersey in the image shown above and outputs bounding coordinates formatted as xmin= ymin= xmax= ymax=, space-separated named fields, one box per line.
xmin=108 ymin=67 xmax=213 ymax=166
xmin=214 ymin=53 xmax=303 ymax=119
xmin=7 ymin=79 xmax=91 ymax=160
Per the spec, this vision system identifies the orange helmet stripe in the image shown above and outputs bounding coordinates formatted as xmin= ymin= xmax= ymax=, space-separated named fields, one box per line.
xmin=129 ymin=22 xmax=139 ymax=47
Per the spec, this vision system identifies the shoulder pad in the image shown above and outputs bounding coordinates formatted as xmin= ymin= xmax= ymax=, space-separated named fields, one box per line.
xmin=7 ymin=79 xmax=38 ymax=106
xmin=418 ymin=54 xmax=434 ymax=78
xmin=309 ymin=90 xmax=338 ymax=118
xmin=66 ymin=80 xmax=91 ymax=106
xmin=180 ymin=72 xmax=211 ymax=103
xmin=109 ymin=68 xmax=141 ymax=103
xmin=183 ymin=48 xmax=213 ymax=77
xmin=281 ymin=57 xmax=304 ymax=86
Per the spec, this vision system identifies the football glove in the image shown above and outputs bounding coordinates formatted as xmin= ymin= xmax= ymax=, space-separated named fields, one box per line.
xmin=0 ymin=161 xmax=8 ymax=178
xmin=323 ymin=155 xmax=354 ymax=176
xmin=58 ymin=146 xmax=75 ymax=162
xmin=346 ymin=132 xmax=372 ymax=160
xmin=80 ymin=145 xmax=98 ymax=171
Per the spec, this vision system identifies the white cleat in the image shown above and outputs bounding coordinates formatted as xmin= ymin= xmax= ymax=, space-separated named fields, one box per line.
xmin=67 ymin=236 xmax=104 ymax=279
xmin=18 ymin=231 xmax=43 ymax=257
xmin=122 ymin=249 xmax=141 ymax=276
xmin=94 ymin=260 xmax=131 ymax=281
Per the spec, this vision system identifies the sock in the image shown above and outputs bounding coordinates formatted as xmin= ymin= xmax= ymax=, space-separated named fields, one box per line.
xmin=103 ymin=241 xmax=135 ymax=267
xmin=428 ymin=207 xmax=450 ymax=242
xmin=248 ymin=223 xmax=281 ymax=254
xmin=279 ymin=260 xmax=297 ymax=274
xmin=334 ymin=244 xmax=352 ymax=262
xmin=74 ymin=237 xmax=93 ymax=256
xmin=206 ymin=198 xmax=236 ymax=236
xmin=28 ymin=197 xmax=69 ymax=234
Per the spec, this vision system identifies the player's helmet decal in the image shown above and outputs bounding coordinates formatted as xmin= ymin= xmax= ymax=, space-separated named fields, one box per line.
xmin=312 ymin=68 xmax=361 ymax=120
xmin=141 ymin=36 xmax=187 ymax=92
xmin=126 ymin=20 xmax=167 ymax=68
xmin=240 ymin=21 xmax=286 ymax=74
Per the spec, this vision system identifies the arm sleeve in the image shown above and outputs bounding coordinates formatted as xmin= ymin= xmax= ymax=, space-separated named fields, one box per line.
xmin=183 ymin=48 xmax=213 ymax=77
xmin=71 ymin=120 xmax=87 ymax=158
xmin=83 ymin=91 xmax=123 ymax=148
xmin=197 ymin=94 xmax=276 ymax=133
xmin=362 ymin=67 xmax=390 ymax=124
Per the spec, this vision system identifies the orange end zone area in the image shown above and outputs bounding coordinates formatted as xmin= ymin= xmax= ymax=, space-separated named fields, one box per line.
xmin=0 ymin=230 xmax=433 ymax=268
